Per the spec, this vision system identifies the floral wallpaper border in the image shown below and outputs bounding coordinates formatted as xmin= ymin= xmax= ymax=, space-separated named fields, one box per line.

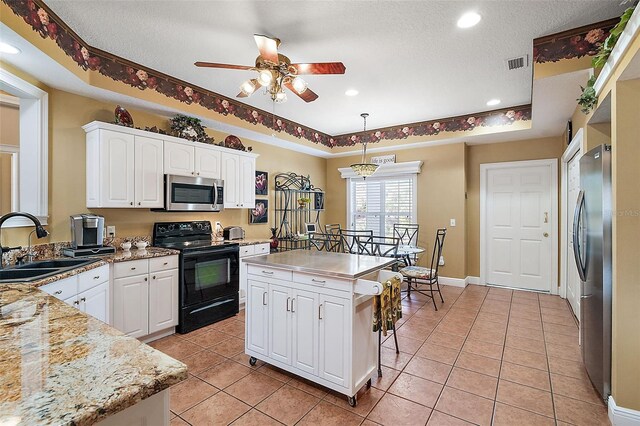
xmin=533 ymin=17 xmax=618 ymax=63
xmin=5 ymin=0 xmax=531 ymax=148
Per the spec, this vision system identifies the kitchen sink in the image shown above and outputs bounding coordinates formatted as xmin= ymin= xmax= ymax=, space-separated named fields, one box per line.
xmin=0 ymin=268 xmax=60 ymax=282
xmin=15 ymin=258 xmax=96 ymax=269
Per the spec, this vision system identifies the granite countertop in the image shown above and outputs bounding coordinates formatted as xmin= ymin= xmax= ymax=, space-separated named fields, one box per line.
xmin=242 ymin=250 xmax=395 ymax=279
xmin=0 ymin=284 xmax=187 ymax=426
xmin=223 ymin=238 xmax=272 ymax=246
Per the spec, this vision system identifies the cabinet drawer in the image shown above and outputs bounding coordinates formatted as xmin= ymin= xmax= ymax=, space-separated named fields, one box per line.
xmin=40 ymin=276 xmax=78 ymax=300
xmin=293 ymin=272 xmax=351 ymax=293
xmin=248 ymin=265 xmax=292 ymax=282
xmin=254 ymin=243 xmax=270 ymax=255
xmin=239 ymin=245 xmax=255 ymax=257
xmin=78 ymin=264 xmax=109 ymax=293
xmin=149 ymin=255 xmax=178 ymax=272
xmin=114 ymin=259 xmax=149 ymax=278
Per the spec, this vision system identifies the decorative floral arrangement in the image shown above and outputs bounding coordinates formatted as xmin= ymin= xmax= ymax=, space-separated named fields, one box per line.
xmin=169 ymin=114 xmax=214 ymax=144
xmin=577 ymin=76 xmax=597 ymax=114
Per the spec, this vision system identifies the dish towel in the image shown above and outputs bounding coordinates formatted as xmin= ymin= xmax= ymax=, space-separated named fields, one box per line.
xmin=372 ymin=276 xmax=403 ymax=336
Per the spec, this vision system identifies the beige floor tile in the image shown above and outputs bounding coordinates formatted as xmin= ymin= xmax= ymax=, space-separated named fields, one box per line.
xmin=298 ymin=400 xmax=364 ymax=426
xmin=446 ymin=367 xmax=498 ymax=399
xmin=388 ymin=372 xmax=443 ymax=408
xmin=219 ymin=320 xmax=245 ymax=336
xmin=467 ymin=327 xmax=506 ymax=345
xmin=230 ymin=352 xmax=266 ymax=369
xmin=170 ymin=416 xmax=190 ymax=426
xmin=198 ymin=359 xmax=252 ymax=389
xmin=509 ymin=309 xmax=542 ymax=322
xmin=505 ymin=335 xmax=546 ymax=355
xmin=230 ymin=409 xmax=283 ymax=425
xmin=454 ymin=351 xmax=501 ymax=377
xmin=544 ymin=330 xmax=580 ymax=348
xmin=493 ymin=402 xmax=555 ymax=426
xmin=427 ymin=411 xmax=474 ymax=425
xmin=181 ymin=350 xmax=226 ymax=375
xmin=367 ymin=393 xmax=432 ymax=426
xmin=426 ymin=331 xmax=466 ymax=350
xmin=382 ymin=335 xmax=424 ymax=354
xmin=210 ymin=336 xmax=245 ymax=357
xmin=396 ymin=323 xmax=434 ymax=340
xmin=461 ymin=338 xmax=504 ymax=360
xmin=547 ymin=356 xmax=589 ymax=380
xmin=181 ymin=392 xmax=250 ymax=426
xmin=170 ymin=375 xmax=218 ymax=414
xmin=507 ymin=326 xmax=544 ymax=341
xmin=496 ymin=379 xmax=554 ymax=418
xmin=476 ymin=312 xmax=509 ymax=325
xmin=323 ymin=386 xmax=385 ymax=417
xmin=546 ymin=342 xmax=582 ymax=362
xmin=256 ymin=385 xmax=320 ymax=425
xmin=434 ymin=321 xmax=472 ymax=337
xmin=415 ymin=342 xmax=460 ymax=365
xmin=404 ymin=356 xmax=453 ymax=384
xmin=153 ymin=338 xmax=203 ymax=361
xmin=370 ymin=367 xmax=401 ymax=391
xmin=543 ymin=322 xmax=578 ymax=337
xmin=542 ymin=312 xmax=576 ymax=327
xmin=550 ymin=373 xmax=605 ymax=406
xmin=502 ymin=347 xmax=548 ymax=371
xmin=508 ymin=317 xmax=543 ymax=331
xmin=288 ymin=376 xmax=331 ymax=398
xmin=182 ymin=330 xmax=230 ymax=348
xmin=500 ymin=361 xmax=551 ymax=391
xmin=225 ymin=371 xmax=285 ymax=406
xmin=554 ymin=394 xmax=610 ymax=426
xmin=380 ymin=346 xmax=413 ymax=370
xmin=434 ymin=386 xmax=494 ymax=426
xmin=257 ymin=364 xmax=294 ymax=383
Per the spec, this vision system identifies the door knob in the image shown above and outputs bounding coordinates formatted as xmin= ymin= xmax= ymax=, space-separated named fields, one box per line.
xmin=543 ymin=232 xmax=549 ymax=237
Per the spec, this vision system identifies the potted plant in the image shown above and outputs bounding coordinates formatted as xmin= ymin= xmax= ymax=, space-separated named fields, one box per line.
xmin=297 ymin=197 xmax=311 ymax=209
xmin=269 ymin=227 xmax=279 ymax=251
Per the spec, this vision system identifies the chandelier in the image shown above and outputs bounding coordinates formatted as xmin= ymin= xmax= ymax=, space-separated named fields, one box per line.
xmin=350 ymin=113 xmax=378 ymax=179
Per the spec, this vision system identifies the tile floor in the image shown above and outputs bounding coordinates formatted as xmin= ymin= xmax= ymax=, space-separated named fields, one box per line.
xmin=149 ymin=284 xmax=610 ymax=426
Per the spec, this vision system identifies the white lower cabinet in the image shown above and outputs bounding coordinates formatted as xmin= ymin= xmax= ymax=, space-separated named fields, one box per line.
xmin=112 ymin=256 xmax=178 ymax=340
xmin=239 ymin=243 xmax=271 ymax=305
xmin=318 ymin=294 xmax=349 ymax=386
xmin=40 ymin=265 xmax=110 ymax=323
xmin=292 ymin=289 xmax=319 ymax=375
xmin=246 ymin=279 xmax=269 ymax=356
xmin=268 ymin=284 xmax=292 ymax=365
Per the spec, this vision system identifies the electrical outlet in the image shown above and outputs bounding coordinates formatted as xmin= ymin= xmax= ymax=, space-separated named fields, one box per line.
xmin=439 ymin=255 xmax=445 ymax=266
xmin=107 ymin=225 xmax=116 ymax=237
xmin=450 ymin=218 xmax=456 ymax=227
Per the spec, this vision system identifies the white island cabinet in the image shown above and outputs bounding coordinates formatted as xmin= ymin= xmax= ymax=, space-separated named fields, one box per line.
xmin=242 ymin=250 xmax=394 ymax=406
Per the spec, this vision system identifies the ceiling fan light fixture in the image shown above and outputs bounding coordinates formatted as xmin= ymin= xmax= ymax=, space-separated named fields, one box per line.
xmin=291 ymin=76 xmax=308 ymax=94
xmin=258 ymin=69 xmax=274 ymax=86
xmin=275 ymin=91 xmax=287 ymax=103
xmin=240 ymin=79 xmax=257 ymax=96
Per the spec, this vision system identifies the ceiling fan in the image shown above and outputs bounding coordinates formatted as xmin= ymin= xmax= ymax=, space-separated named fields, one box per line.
xmin=195 ymin=34 xmax=346 ymax=103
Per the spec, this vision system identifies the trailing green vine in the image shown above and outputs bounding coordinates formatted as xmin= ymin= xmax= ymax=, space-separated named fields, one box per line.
xmin=578 ymin=5 xmax=636 ymax=114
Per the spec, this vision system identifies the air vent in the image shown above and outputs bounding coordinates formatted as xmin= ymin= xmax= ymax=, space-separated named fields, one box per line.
xmin=506 ymin=55 xmax=529 ymax=70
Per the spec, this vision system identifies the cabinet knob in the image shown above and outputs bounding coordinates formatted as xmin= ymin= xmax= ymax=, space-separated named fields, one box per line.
xmin=197 ymin=172 xmax=200 ymax=176
xmin=94 ymin=276 xmax=100 ymax=280
xmin=138 ymin=202 xmax=141 ymax=206
xmin=131 ymin=267 xmax=136 ymax=270
xmin=191 ymin=171 xmax=195 ymax=175
xmin=144 ymin=277 xmax=148 ymax=281
xmin=73 ymin=300 xmax=79 ymax=306
xmin=54 ymin=290 xmax=62 ymax=295
xmin=152 ymin=275 xmax=156 ymax=279
xmin=163 ymin=262 xmax=168 ymax=266
xmin=130 ymin=202 xmax=133 ymax=206
xmin=80 ymin=297 xmax=86 ymax=302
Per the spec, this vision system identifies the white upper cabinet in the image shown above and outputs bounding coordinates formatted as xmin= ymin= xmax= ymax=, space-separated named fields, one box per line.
xmin=239 ymin=154 xmax=256 ymax=209
xmin=164 ymin=140 xmax=195 ymax=177
xmin=195 ymin=147 xmax=221 ymax=179
xmin=222 ymin=152 xmax=256 ymax=209
xmin=134 ymin=136 xmax=164 ymax=208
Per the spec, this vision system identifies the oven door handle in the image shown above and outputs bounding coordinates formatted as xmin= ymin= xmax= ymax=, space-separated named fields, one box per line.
xmin=182 ymin=246 xmax=239 ymax=258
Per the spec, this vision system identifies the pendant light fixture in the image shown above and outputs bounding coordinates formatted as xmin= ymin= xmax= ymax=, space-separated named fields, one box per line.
xmin=350 ymin=113 xmax=378 ymax=179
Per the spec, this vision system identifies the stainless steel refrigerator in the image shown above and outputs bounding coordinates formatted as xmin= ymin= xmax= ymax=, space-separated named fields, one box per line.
xmin=572 ymin=144 xmax=612 ymax=401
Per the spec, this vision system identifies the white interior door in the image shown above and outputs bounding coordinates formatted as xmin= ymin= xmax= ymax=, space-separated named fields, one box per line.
xmin=566 ymin=152 xmax=581 ymax=319
xmin=484 ymin=162 xmax=555 ymax=291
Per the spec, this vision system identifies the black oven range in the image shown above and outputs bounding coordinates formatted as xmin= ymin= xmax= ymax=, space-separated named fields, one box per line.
xmin=153 ymin=221 xmax=239 ymax=333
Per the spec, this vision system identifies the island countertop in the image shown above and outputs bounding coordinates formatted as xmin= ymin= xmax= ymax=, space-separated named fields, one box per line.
xmin=242 ymin=250 xmax=396 ymax=279
xmin=0 ymin=284 xmax=187 ymax=426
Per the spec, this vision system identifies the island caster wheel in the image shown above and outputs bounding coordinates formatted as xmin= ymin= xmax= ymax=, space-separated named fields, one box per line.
xmin=366 ymin=378 xmax=372 ymax=389
xmin=249 ymin=356 xmax=257 ymax=366
xmin=348 ymin=395 xmax=357 ymax=407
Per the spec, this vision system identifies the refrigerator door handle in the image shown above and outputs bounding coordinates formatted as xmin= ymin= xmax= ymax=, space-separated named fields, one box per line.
xmin=573 ymin=190 xmax=587 ymax=282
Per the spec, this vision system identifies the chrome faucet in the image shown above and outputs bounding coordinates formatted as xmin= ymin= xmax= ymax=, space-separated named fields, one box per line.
xmin=0 ymin=212 xmax=49 ymax=269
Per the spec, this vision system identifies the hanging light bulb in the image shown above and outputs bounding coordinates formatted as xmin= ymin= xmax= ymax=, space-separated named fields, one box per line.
xmin=275 ymin=91 xmax=287 ymax=103
xmin=239 ymin=79 xmax=257 ymax=96
xmin=257 ymin=69 xmax=274 ymax=86
xmin=291 ymin=76 xmax=308 ymax=94
xmin=350 ymin=113 xmax=378 ymax=179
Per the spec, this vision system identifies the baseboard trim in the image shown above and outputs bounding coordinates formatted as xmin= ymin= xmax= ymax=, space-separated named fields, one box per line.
xmin=609 ymin=396 xmax=640 ymax=425
xmin=439 ymin=276 xmax=467 ymax=288
xmin=466 ymin=276 xmax=480 ymax=285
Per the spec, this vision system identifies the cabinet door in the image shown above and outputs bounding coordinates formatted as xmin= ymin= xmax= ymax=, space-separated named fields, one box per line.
xmin=100 ymin=129 xmax=135 ymax=207
xmin=148 ymin=269 xmax=179 ymax=334
xmin=318 ymin=294 xmax=350 ymax=386
xmin=268 ymin=284 xmax=292 ymax=365
xmin=134 ymin=136 xmax=164 ymax=208
xmin=238 ymin=155 xmax=256 ymax=208
xmin=79 ymin=281 xmax=109 ymax=323
xmin=113 ymin=275 xmax=149 ymax=338
xmin=246 ymin=279 xmax=269 ymax=356
xmin=164 ymin=141 xmax=194 ymax=177
xmin=221 ymin=152 xmax=240 ymax=208
xmin=291 ymin=289 xmax=319 ymax=375
xmin=195 ymin=147 xmax=221 ymax=179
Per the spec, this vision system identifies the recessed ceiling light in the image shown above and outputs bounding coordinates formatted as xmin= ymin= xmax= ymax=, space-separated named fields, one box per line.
xmin=457 ymin=11 xmax=481 ymax=29
xmin=0 ymin=42 xmax=21 ymax=55
xmin=486 ymin=99 xmax=501 ymax=106
xmin=345 ymin=89 xmax=359 ymax=97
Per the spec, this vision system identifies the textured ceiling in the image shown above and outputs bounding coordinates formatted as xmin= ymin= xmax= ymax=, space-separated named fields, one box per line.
xmin=40 ymin=1 xmax=626 ymax=134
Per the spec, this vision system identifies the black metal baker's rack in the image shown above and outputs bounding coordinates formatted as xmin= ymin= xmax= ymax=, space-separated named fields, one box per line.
xmin=274 ymin=173 xmax=325 ymax=251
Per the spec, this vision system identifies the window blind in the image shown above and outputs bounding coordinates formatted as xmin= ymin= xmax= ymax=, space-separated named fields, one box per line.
xmin=349 ymin=175 xmax=415 ymax=237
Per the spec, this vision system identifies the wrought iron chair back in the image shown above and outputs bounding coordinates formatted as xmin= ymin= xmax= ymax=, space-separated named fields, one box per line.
xmin=355 ymin=235 xmax=401 ymax=259
xmin=339 ymin=229 xmax=373 ymax=254
xmin=429 ymin=228 xmax=447 ymax=280
xmin=325 ymin=223 xmax=342 ymax=235
xmin=393 ymin=223 xmax=420 ymax=247
xmin=309 ymin=232 xmax=342 ymax=252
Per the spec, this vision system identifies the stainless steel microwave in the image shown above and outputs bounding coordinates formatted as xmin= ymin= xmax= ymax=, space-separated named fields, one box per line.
xmin=158 ymin=175 xmax=224 ymax=212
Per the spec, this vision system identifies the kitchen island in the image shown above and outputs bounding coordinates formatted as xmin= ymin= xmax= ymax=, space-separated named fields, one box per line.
xmin=0 ymin=282 xmax=187 ymax=426
xmin=242 ymin=250 xmax=395 ymax=406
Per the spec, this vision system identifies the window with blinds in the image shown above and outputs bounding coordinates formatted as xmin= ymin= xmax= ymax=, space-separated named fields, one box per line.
xmin=348 ymin=175 xmax=416 ymax=237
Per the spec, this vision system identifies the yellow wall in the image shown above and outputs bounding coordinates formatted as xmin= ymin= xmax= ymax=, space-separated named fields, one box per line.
xmin=0 ymin=99 xmax=19 ymax=214
xmin=1 ymin=88 xmax=326 ymax=246
xmin=465 ymin=137 xmax=565 ymax=277
xmin=325 ymin=144 xmax=468 ymax=279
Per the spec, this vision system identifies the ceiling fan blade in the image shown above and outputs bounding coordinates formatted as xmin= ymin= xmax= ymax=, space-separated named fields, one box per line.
xmin=284 ymin=81 xmax=319 ymax=103
xmin=254 ymin=34 xmax=280 ymax=64
xmin=194 ymin=62 xmax=254 ymax=70
xmin=237 ymin=91 xmax=249 ymax=98
xmin=290 ymin=62 xmax=346 ymax=75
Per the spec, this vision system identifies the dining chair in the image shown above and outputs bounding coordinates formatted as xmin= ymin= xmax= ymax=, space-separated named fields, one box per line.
xmin=339 ymin=229 xmax=373 ymax=254
xmin=393 ymin=223 xmax=420 ymax=267
xmin=325 ymin=223 xmax=342 ymax=235
xmin=356 ymin=235 xmax=401 ymax=259
xmin=399 ymin=228 xmax=447 ymax=310
xmin=309 ymin=232 xmax=342 ymax=252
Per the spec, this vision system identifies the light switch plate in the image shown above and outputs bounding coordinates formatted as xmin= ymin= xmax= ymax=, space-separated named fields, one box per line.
xmin=450 ymin=219 xmax=456 ymax=227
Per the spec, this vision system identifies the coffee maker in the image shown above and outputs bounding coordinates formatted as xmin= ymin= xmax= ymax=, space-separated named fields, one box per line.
xmin=70 ymin=214 xmax=105 ymax=248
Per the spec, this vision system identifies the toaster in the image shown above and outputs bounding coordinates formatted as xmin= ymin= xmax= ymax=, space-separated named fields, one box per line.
xmin=223 ymin=226 xmax=245 ymax=240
